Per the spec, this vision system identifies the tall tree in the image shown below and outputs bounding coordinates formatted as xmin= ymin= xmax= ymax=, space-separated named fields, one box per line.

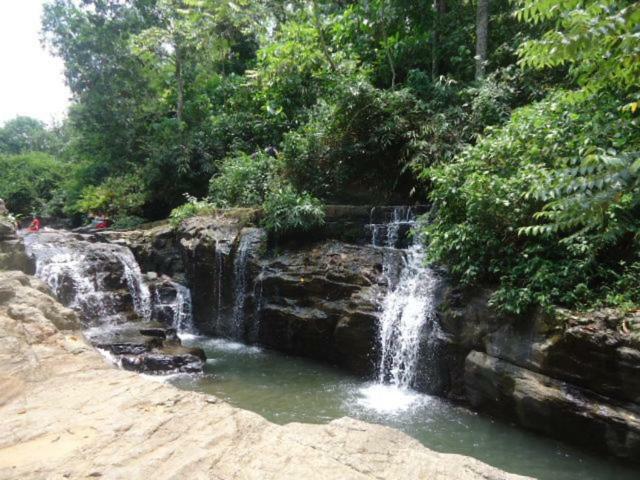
xmin=475 ymin=0 xmax=489 ymax=79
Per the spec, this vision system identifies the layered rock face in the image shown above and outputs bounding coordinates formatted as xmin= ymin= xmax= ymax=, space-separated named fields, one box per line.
xmin=258 ymin=241 xmax=402 ymax=374
xmin=0 ymin=270 xmax=528 ymax=480
xmin=435 ymin=286 xmax=640 ymax=461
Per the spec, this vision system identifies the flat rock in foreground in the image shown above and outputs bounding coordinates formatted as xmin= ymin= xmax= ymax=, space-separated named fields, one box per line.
xmin=0 ymin=271 xmax=528 ymax=480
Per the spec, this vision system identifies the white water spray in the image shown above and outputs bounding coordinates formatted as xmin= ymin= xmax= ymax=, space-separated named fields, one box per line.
xmin=24 ymin=231 xmax=152 ymax=324
xmin=368 ymin=207 xmax=439 ymax=392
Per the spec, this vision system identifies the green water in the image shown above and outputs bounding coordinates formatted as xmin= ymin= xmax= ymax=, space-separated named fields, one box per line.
xmin=169 ymin=335 xmax=640 ymax=480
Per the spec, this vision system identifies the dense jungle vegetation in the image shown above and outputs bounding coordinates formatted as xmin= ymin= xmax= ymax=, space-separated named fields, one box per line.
xmin=1 ymin=0 xmax=638 ymax=316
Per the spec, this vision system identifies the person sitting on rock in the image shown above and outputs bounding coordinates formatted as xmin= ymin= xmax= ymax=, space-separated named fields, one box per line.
xmin=95 ymin=212 xmax=109 ymax=229
xmin=28 ymin=217 xmax=41 ymax=232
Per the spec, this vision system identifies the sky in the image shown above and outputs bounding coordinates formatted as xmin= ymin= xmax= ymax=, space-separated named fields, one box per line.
xmin=0 ymin=0 xmax=70 ymax=126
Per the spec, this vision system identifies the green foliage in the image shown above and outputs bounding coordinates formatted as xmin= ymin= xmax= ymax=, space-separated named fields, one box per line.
xmin=516 ymin=0 xmax=640 ymax=98
xmin=72 ymin=174 xmax=148 ymax=218
xmin=424 ymin=91 xmax=640 ymax=315
xmin=168 ymin=194 xmax=217 ymax=227
xmin=209 ymin=151 xmax=275 ymax=207
xmin=0 ymin=152 xmax=67 ymax=216
xmin=261 ymin=185 xmax=325 ymax=235
xmin=0 ymin=116 xmax=63 ymax=155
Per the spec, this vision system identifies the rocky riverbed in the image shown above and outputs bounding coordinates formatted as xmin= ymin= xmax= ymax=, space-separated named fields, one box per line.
xmin=0 ymin=270 xmax=527 ymax=480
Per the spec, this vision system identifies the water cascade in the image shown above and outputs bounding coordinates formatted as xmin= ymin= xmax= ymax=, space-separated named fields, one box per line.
xmin=23 ymin=230 xmax=152 ymax=325
xmin=211 ymin=227 xmax=265 ymax=341
xmin=367 ymin=208 xmax=440 ymax=389
xmin=231 ymin=232 xmax=252 ymax=338
xmin=153 ymin=280 xmax=193 ymax=332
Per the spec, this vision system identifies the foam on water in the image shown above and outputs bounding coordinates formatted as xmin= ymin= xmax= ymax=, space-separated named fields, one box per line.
xmin=356 ymin=383 xmax=430 ymax=415
xmin=181 ymin=334 xmax=262 ymax=354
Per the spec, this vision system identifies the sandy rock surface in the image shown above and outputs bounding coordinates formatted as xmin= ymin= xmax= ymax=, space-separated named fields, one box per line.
xmin=0 ymin=271 xmax=528 ymax=480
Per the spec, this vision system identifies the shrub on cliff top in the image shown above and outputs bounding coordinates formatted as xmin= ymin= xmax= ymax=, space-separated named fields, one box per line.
xmin=261 ymin=185 xmax=325 ymax=235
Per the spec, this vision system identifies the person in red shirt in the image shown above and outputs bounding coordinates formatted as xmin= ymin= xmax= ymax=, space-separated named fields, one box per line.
xmin=28 ymin=217 xmax=41 ymax=232
xmin=95 ymin=212 xmax=109 ymax=229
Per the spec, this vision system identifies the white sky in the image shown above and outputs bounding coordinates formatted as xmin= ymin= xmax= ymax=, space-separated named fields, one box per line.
xmin=0 ymin=0 xmax=71 ymax=126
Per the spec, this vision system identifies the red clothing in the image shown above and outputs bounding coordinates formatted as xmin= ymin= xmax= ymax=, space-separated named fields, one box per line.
xmin=28 ymin=218 xmax=41 ymax=232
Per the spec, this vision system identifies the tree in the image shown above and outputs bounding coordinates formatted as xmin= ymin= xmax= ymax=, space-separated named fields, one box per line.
xmin=475 ymin=0 xmax=490 ymax=80
xmin=0 ymin=117 xmax=56 ymax=154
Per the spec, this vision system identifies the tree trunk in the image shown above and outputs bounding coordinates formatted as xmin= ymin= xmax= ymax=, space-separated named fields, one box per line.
xmin=431 ymin=0 xmax=447 ymax=79
xmin=175 ymin=43 xmax=185 ymax=123
xmin=475 ymin=0 xmax=489 ymax=80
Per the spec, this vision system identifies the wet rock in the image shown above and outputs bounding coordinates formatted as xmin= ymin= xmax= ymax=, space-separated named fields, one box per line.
xmin=465 ymin=350 xmax=640 ymax=460
xmin=120 ymin=347 xmax=205 ymax=373
xmin=258 ymin=241 xmax=397 ymax=375
xmin=89 ymin=323 xmax=203 ymax=373
xmin=99 ymin=222 xmax=185 ymax=282
xmin=139 ymin=327 xmax=167 ymax=338
xmin=22 ymin=231 xmax=146 ymax=324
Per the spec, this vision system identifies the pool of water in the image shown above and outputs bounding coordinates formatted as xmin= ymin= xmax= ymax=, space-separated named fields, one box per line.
xmin=169 ymin=335 xmax=640 ymax=480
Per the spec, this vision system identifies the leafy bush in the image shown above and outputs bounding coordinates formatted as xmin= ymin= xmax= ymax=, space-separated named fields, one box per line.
xmin=261 ymin=185 xmax=325 ymax=235
xmin=208 ymin=151 xmax=275 ymax=207
xmin=169 ymin=194 xmax=217 ymax=227
xmin=0 ymin=152 xmax=67 ymax=216
xmin=72 ymin=173 xmax=147 ymax=218
xmin=423 ymin=90 xmax=640 ymax=315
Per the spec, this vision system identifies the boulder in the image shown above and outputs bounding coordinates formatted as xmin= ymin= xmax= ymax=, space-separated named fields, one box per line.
xmin=120 ymin=346 xmax=205 ymax=373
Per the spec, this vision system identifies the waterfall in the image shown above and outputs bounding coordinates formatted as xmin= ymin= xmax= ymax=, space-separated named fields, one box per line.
xmin=23 ymin=230 xmax=194 ymax=334
xmin=377 ymin=244 xmax=438 ymax=387
xmin=23 ymin=231 xmax=152 ymax=325
xmin=369 ymin=207 xmax=439 ymax=389
xmin=212 ymin=228 xmax=265 ymax=341
xmin=231 ymin=232 xmax=252 ymax=338
xmin=153 ymin=280 xmax=193 ymax=332
xmin=214 ymin=248 xmax=225 ymax=332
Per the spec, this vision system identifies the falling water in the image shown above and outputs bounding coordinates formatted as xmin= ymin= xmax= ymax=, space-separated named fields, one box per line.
xmin=368 ymin=207 xmax=439 ymax=390
xmin=153 ymin=280 xmax=193 ymax=332
xmin=377 ymin=244 xmax=438 ymax=387
xmin=214 ymin=248 xmax=225 ymax=332
xmin=23 ymin=231 xmax=152 ymax=325
xmin=231 ymin=232 xmax=252 ymax=338
xmin=23 ymin=230 xmax=196 ymax=336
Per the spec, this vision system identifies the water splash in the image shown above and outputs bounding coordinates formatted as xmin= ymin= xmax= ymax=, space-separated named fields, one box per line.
xmin=24 ymin=231 xmax=152 ymax=324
